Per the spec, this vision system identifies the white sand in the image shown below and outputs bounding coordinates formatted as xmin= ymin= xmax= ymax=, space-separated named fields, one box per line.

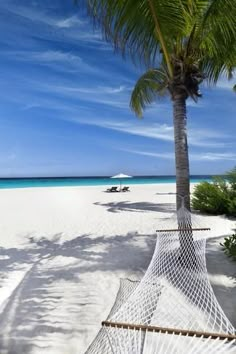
xmin=0 ymin=183 xmax=235 ymax=354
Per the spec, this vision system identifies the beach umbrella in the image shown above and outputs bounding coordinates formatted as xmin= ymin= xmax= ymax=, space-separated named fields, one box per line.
xmin=111 ymin=173 xmax=132 ymax=190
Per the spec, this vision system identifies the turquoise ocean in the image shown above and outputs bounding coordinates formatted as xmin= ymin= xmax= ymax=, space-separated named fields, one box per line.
xmin=0 ymin=176 xmax=212 ymax=190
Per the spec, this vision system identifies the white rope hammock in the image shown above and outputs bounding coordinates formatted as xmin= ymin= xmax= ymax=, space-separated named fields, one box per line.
xmin=85 ymin=205 xmax=236 ymax=353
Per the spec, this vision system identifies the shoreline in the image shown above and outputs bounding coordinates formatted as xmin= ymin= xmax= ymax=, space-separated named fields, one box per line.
xmin=0 ymin=176 xmax=212 ymax=190
xmin=0 ymin=181 xmax=198 ymax=191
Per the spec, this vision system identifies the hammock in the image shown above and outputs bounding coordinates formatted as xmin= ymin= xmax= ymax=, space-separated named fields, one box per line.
xmin=85 ymin=206 xmax=236 ymax=353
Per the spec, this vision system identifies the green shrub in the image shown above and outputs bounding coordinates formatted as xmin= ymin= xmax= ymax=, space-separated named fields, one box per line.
xmin=212 ymin=176 xmax=229 ymax=193
xmin=191 ymin=166 xmax=236 ymax=216
xmin=191 ymin=181 xmax=229 ymax=214
xmin=227 ymin=194 xmax=236 ymax=217
xmin=227 ymin=168 xmax=236 ymax=216
xmin=220 ymin=234 xmax=236 ymax=261
xmin=226 ymin=167 xmax=236 ymax=191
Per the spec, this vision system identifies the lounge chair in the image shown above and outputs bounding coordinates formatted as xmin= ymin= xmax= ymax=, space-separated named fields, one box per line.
xmin=106 ymin=186 xmax=119 ymax=192
xmin=122 ymin=186 xmax=130 ymax=192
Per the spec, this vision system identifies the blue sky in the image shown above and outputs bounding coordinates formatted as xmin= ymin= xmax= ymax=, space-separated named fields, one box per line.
xmin=0 ymin=0 xmax=235 ymax=177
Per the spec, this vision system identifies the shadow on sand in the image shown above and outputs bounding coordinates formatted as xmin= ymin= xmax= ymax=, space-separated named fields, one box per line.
xmin=94 ymin=201 xmax=176 ymax=213
xmin=206 ymin=236 xmax=236 ymax=327
xmin=0 ymin=232 xmax=156 ymax=354
xmin=0 ymin=230 xmax=235 ymax=353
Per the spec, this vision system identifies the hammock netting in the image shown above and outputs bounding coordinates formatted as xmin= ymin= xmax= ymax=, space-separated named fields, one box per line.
xmin=85 ymin=206 xmax=236 ymax=353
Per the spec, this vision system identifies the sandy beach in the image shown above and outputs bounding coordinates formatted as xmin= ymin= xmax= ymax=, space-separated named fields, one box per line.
xmin=0 ymin=183 xmax=235 ymax=354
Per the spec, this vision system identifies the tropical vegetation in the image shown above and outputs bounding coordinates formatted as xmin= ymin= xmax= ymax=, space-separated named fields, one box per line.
xmin=191 ymin=167 xmax=236 ymax=216
xmin=79 ymin=0 xmax=236 ymax=211
xmin=221 ymin=234 xmax=236 ymax=261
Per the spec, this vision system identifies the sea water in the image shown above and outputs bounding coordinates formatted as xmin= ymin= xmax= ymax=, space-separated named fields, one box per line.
xmin=0 ymin=176 xmax=213 ymax=189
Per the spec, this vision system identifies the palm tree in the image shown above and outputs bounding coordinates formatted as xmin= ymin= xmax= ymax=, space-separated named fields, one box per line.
xmin=80 ymin=0 xmax=236 ymax=211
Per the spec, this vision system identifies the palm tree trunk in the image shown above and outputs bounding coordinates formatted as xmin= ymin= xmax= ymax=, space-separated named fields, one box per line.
xmin=172 ymin=94 xmax=197 ymax=267
xmin=172 ymin=95 xmax=190 ymax=211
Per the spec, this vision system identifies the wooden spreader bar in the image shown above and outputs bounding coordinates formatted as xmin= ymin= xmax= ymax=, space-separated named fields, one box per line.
xmin=156 ymin=228 xmax=211 ymax=233
xmin=102 ymin=321 xmax=236 ymax=341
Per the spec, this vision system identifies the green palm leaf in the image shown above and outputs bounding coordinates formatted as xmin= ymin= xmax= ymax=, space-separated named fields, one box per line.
xmin=192 ymin=0 xmax=236 ymax=83
xmin=83 ymin=0 xmax=189 ymax=71
xmin=130 ymin=68 xmax=168 ymax=117
xmin=82 ymin=0 xmax=236 ymax=83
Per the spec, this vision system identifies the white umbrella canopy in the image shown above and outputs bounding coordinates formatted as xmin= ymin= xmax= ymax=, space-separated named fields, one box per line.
xmin=111 ymin=173 xmax=132 ymax=179
xmin=111 ymin=173 xmax=132 ymax=190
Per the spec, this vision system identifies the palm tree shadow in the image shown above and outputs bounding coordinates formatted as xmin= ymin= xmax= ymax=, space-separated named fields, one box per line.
xmin=156 ymin=192 xmax=176 ymax=195
xmin=0 ymin=232 xmax=156 ymax=354
xmin=94 ymin=201 xmax=176 ymax=213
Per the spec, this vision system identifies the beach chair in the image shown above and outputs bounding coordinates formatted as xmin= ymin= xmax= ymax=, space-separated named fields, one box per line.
xmin=106 ymin=186 xmax=118 ymax=192
xmin=122 ymin=186 xmax=130 ymax=192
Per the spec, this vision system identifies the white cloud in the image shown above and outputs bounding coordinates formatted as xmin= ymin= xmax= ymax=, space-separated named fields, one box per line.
xmin=22 ymin=103 xmax=41 ymax=110
xmin=72 ymin=118 xmax=175 ymax=141
xmin=105 ymin=122 xmax=174 ymax=141
xmin=3 ymin=3 xmax=103 ymax=45
xmin=12 ymin=50 xmax=82 ymax=64
xmin=55 ymin=84 xmax=129 ymax=95
xmin=216 ymin=73 xmax=235 ymax=90
xmin=119 ymin=148 xmax=174 ymax=160
xmin=36 ymin=82 xmax=131 ymax=109
xmin=5 ymin=69 xmax=232 ymax=149
xmin=3 ymin=3 xmax=80 ymax=29
xmin=6 ymin=49 xmax=99 ymax=74
xmin=32 ymin=50 xmax=82 ymax=63
xmin=55 ymin=16 xmax=83 ymax=29
xmin=75 ymin=117 xmax=230 ymax=149
xmin=119 ymin=148 xmax=236 ymax=162
xmin=3 ymin=3 xmax=59 ymax=27
xmin=188 ymin=129 xmax=231 ymax=148
xmin=195 ymin=152 xmax=236 ymax=161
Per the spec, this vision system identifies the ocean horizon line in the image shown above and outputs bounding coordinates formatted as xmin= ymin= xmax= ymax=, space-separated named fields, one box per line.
xmin=0 ymin=174 xmax=221 ymax=180
xmin=0 ymin=175 xmax=214 ymax=190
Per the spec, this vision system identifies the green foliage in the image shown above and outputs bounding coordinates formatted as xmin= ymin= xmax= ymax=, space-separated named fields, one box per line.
xmin=226 ymin=166 xmax=236 ymax=191
xmin=191 ymin=167 xmax=236 ymax=216
xmin=220 ymin=234 xmax=236 ymax=261
xmin=226 ymin=167 xmax=236 ymax=216
xmin=191 ymin=181 xmax=229 ymax=214
xmin=130 ymin=68 xmax=168 ymax=117
xmin=82 ymin=0 xmax=236 ymax=86
xmin=228 ymin=197 xmax=236 ymax=217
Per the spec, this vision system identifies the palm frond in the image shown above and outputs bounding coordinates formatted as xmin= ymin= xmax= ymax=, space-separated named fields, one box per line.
xmin=82 ymin=0 xmax=188 ymax=69
xmin=130 ymin=68 xmax=168 ymax=117
xmin=202 ymin=0 xmax=236 ymax=41
xmin=80 ymin=0 xmax=236 ymax=97
xmin=198 ymin=0 xmax=236 ymax=83
xmin=172 ymin=0 xmax=236 ymax=83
